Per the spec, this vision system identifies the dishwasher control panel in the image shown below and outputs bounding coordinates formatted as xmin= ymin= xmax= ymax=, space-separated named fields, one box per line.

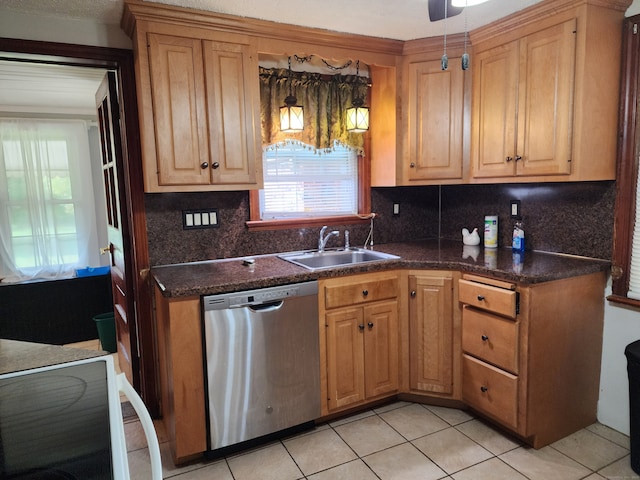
xmin=203 ymin=281 xmax=318 ymax=310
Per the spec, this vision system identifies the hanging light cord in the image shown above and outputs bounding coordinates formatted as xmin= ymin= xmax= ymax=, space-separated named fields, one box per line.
xmin=462 ymin=1 xmax=470 ymax=70
xmin=442 ymin=0 xmax=449 ymax=70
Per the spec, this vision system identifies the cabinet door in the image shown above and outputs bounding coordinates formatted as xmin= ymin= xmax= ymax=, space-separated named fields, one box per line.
xmin=406 ymin=59 xmax=464 ymax=181
xmin=471 ymin=41 xmax=519 ymax=178
xmin=147 ymin=33 xmax=210 ymax=186
xmin=203 ymin=40 xmax=260 ymax=185
xmin=408 ymin=274 xmax=454 ymax=394
xmin=516 ymin=19 xmax=576 ymax=177
xmin=364 ymin=300 xmax=399 ymax=398
xmin=326 ymin=308 xmax=365 ymax=411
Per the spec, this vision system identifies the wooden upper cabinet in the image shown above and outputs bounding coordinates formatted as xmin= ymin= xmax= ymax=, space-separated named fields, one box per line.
xmin=148 ymin=33 xmax=210 ymax=187
xmin=471 ymin=19 xmax=576 ymax=179
xmin=203 ymin=41 xmax=260 ymax=186
xmin=470 ymin=0 xmax=628 ymax=183
xmin=405 ymin=58 xmax=464 ymax=183
xmin=134 ymin=25 xmax=262 ymax=192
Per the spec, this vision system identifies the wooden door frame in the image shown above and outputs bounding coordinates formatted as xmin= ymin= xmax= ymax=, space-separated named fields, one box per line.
xmin=0 ymin=37 xmax=158 ymax=416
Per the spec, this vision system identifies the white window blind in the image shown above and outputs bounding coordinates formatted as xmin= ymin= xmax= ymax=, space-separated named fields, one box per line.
xmin=629 ymin=167 xmax=640 ymax=299
xmin=260 ymin=142 xmax=358 ymax=219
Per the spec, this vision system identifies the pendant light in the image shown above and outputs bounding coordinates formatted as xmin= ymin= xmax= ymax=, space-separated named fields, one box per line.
xmin=279 ymin=56 xmax=304 ymax=132
xmin=346 ymin=60 xmax=370 ymax=133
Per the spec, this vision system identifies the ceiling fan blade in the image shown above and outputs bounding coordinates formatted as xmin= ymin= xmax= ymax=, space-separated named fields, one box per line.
xmin=428 ymin=0 xmax=464 ymax=21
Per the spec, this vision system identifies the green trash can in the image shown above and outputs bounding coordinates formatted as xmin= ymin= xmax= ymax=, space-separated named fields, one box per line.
xmin=94 ymin=312 xmax=116 ymax=353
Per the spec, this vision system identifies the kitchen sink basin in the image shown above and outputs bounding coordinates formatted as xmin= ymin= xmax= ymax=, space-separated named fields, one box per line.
xmin=278 ymin=248 xmax=400 ymax=271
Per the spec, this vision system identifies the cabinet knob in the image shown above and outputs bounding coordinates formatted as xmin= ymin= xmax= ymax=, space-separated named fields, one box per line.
xmin=362 ymin=289 xmax=369 ymax=297
xmin=515 ymin=155 xmax=522 ymax=161
xmin=410 ymin=290 xmax=416 ymax=297
xmin=367 ymin=322 xmax=374 ymax=329
xmin=358 ymin=324 xmax=365 ymax=331
xmin=477 ymin=295 xmax=485 ymax=301
xmin=410 ymin=162 xmax=416 ymax=168
xmin=200 ymin=162 xmax=209 ymax=169
xmin=506 ymin=156 xmax=513 ymax=162
xmin=480 ymin=386 xmax=488 ymax=393
xmin=481 ymin=335 xmax=489 ymax=342
xmin=212 ymin=161 xmax=220 ymax=169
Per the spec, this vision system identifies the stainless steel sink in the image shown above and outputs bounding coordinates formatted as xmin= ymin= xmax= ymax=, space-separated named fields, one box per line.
xmin=278 ymin=248 xmax=400 ymax=271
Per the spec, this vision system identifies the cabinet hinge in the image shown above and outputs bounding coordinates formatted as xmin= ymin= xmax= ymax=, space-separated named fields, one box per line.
xmin=634 ymin=23 xmax=638 ymax=35
xmin=516 ymin=291 xmax=520 ymax=315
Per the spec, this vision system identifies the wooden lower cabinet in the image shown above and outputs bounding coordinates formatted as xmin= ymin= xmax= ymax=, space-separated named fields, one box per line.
xmin=406 ymin=271 xmax=461 ymax=399
xmin=154 ymin=286 xmax=207 ymax=464
xmin=320 ymin=271 xmax=400 ymax=415
xmin=459 ymin=272 xmax=607 ymax=448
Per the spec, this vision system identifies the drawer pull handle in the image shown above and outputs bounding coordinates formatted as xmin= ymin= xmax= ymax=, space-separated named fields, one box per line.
xmin=477 ymin=295 xmax=485 ymax=301
xmin=212 ymin=161 xmax=220 ymax=169
xmin=410 ymin=290 xmax=416 ymax=297
xmin=368 ymin=322 xmax=374 ymax=329
xmin=358 ymin=324 xmax=365 ymax=331
xmin=481 ymin=335 xmax=489 ymax=342
xmin=480 ymin=386 xmax=488 ymax=393
xmin=200 ymin=162 xmax=209 ymax=169
xmin=362 ymin=289 xmax=369 ymax=297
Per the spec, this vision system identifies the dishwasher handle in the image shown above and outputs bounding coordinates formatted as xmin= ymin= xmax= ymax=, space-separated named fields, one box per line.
xmin=249 ymin=300 xmax=284 ymax=312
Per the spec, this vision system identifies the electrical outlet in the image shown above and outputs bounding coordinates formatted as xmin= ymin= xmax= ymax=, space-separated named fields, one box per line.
xmin=510 ymin=200 xmax=521 ymax=219
xmin=393 ymin=203 xmax=400 ymax=216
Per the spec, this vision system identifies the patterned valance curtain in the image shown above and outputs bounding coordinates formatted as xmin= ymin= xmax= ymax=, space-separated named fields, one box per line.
xmin=259 ymin=67 xmax=370 ymax=155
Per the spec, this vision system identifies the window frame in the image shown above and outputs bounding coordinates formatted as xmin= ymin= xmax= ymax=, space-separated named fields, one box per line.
xmin=610 ymin=15 xmax=640 ymax=307
xmin=247 ymin=141 xmax=372 ymax=232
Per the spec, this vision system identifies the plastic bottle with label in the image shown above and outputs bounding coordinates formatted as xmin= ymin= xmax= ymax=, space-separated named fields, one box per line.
xmin=512 ymin=221 xmax=525 ymax=253
xmin=484 ymin=215 xmax=498 ymax=248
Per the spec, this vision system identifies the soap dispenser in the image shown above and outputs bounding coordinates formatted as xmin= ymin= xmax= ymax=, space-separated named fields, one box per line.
xmin=512 ymin=221 xmax=525 ymax=252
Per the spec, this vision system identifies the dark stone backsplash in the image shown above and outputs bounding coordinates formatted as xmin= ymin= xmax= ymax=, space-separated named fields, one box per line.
xmin=145 ymin=181 xmax=615 ymax=266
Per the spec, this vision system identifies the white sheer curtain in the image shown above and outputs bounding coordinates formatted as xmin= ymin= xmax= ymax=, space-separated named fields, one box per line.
xmin=0 ymin=119 xmax=100 ymax=283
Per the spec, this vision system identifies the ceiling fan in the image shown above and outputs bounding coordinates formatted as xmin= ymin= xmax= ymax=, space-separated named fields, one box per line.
xmin=428 ymin=0 xmax=490 ymax=22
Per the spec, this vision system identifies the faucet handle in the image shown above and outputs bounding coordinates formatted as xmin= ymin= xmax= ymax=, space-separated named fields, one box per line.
xmin=345 ymin=230 xmax=350 ymax=249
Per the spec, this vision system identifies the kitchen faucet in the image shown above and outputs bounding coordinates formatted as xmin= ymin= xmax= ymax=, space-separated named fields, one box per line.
xmin=318 ymin=225 xmax=340 ymax=252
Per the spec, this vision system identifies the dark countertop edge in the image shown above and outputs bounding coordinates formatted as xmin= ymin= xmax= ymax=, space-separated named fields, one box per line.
xmin=151 ymin=243 xmax=611 ymax=299
xmin=0 ymin=339 xmax=109 ymax=375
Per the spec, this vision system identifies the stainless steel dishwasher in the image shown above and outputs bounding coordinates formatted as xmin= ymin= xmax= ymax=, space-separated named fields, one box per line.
xmin=202 ymin=281 xmax=320 ymax=452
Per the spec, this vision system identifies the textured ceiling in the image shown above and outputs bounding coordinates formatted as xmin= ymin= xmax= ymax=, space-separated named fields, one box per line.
xmin=0 ymin=0 xmax=545 ymax=41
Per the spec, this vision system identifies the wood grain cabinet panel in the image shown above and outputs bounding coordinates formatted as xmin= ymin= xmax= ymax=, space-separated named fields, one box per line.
xmin=459 ymin=272 xmax=607 ymax=448
xmin=133 ymin=25 xmax=262 ymax=192
xmin=405 ymin=58 xmax=464 ymax=183
xmin=462 ymin=354 xmax=518 ymax=430
xmin=408 ymin=272 xmax=455 ymax=395
xmin=472 ymin=19 xmax=576 ymax=179
xmin=462 ymin=306 xmax=518 ymax=374
xmin=470 ymin=0 xmax=627 ymax=183
xmin=320 ymin=272 xmax=399 ymax=415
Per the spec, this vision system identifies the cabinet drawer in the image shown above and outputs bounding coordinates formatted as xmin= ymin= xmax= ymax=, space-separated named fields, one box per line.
xmin=325 ymin=276 xmax=398 ymax=309
xmin=459 ymin=279 xmax=517 ymax=318
xmin=462 ymin=306 xmax=518 ymax=374
xmin=463 ymin=354 xmax=518 ymax=430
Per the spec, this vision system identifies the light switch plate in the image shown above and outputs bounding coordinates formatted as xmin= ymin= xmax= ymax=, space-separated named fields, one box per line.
xmin=183 ymin=209 xmax=219 ymax=230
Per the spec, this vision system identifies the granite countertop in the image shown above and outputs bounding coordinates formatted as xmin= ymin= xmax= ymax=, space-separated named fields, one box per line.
xmin=152 ymin=240 xmax=611 ymax=298
xmin=0 ymin=339 xmax=107 ymax=375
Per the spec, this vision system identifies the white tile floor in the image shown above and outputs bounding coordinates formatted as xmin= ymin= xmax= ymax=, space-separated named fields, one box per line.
xmin=66 ymin=341 xmax=639 ymax=480
xmin=124 ymin=401 xmax=639 ymax=480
